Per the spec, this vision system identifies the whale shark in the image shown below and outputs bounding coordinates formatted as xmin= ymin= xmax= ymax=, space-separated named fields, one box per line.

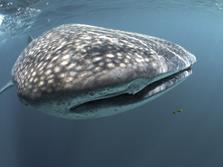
xmin=0 ymin=24 xmax=196 ymax=119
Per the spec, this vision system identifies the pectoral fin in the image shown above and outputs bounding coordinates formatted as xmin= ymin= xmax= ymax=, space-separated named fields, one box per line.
xmin=0 ymin=80 xmax=14 ymax=95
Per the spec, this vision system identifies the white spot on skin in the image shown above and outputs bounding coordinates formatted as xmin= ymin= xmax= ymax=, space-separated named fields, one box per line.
xmin=65 ymin=77 xmax=73 ymax=83
xmin=150 ymin=49 xmax=156 ymax=55
xmin=39 ymin=65 xmax=45 ymax=71
xmin=106 ymin=54 xmax=115 ymax=58
xmin=52 ymin=55 xmax=59 ymax=62
xmin=85 ymin=59 xmax=91 ymax=64
xmin=48 ymin=79 xmax=54 ymax=84
xmin=144 ymin=58 xmax=150 ymax=62
xmin=47 ymin=63 xmax=53 ymax=69
xmin=91 ymin=52 xmax=101 ymax=56
xmin=117 ymin=53 xmax=122 ymax=57
xmin=99 ymin=62 xmax=104 ymax=66
xmin=93 ymin=57 xmax=102 ymax=62
xmin=54 ymin=66 xmax=61 ymax=73
xmin=151 ymin=62 xmax=158 ymax=68
xmin=61 ymin=60 xmax=69 ymax=66
xmin=107 ymin=63 xmax=115 ymax=68
xmin=105 ymin=58 xmax=112 ymax=63
xmin=124 ymin=59 xmax=129 ymax=63
xmin=32 ymin=71 xmax=37 ymax=77
xmin=45 ymin=55 xmax=51 ymax=60
xmin=33 ymin=78 xmax=38 ymax=83
xmin=83 ymin=36 xmax=91 ymax=40
xmin=94 ymin=67 xmax=101 ymax=72
xmin=120 ymin=63 xmax=126 ymax=68
xmin=80 ymin=72 xmax=89 ymax=78
xmin=45 ymin=69 xmax=52 ymax=75
xmin=86 ymin=64 xmax=95 ymax=70
xmin=29 ymin=77 xmax=34 ymax=82
xmin=59 ymin=73 xmax=66 ymax=78
xmin=25 ymin=82 xmax=28 ymax=87
xmin=81 ymin=49 xmax=87 ymax=53
xmin=135 ymin=58 xmax=144 ymax=63
xmin=47 ymin=74 xmax=54 ymax=79
xmin=76 ymin=66 xmax=82 ymax=71
xmin=126 ymin=55 xmax=131 ymax=59
xmin=62 ymin=54 xmax=71 ymax=60
xmin=76 ymin=44 xmax=84 ymax=50
xmin=36 ymin=62 xmax=43 ymax=69
xmin=67 ymin=63 xmax=76 ymax=70
xmin=38 ymin=81 xmax=44 ymax=87
xmin=135 ymin=54 xmax=143 ymax=59
xmin=70 ymin=71 xmax=76 ymax=76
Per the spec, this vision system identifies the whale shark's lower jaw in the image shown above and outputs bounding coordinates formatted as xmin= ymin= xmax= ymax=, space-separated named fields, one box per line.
xmin=43 ymin=67 xmax=191 ymax=120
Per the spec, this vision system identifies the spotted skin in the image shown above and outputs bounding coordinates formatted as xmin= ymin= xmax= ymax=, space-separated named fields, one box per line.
xmin=11 ymin=24 xmax=196 ymax=119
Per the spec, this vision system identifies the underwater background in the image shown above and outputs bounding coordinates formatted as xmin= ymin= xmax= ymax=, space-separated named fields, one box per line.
xmin=0 ymin=0 xmax=223 ymax=167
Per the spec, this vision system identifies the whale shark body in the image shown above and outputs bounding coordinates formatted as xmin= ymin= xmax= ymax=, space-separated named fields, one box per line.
xmin=0 ymin=24 xmax=196 ymax=119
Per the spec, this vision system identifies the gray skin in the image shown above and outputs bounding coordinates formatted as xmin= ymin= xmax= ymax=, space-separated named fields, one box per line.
xmin=0 ymin=24 xmax=196 ymax=119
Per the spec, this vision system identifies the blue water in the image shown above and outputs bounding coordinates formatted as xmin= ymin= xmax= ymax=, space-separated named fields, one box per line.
xmin=0 ymin=0 xmax=223 ymax=167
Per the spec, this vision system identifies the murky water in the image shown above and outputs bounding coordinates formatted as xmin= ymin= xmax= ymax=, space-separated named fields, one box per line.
xmin=0 ymin=0 xmax=223 ymax=167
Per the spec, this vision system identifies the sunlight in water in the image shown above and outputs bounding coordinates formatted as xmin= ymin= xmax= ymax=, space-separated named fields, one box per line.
xmin=0 ymin=14 xmax=4 ymax=25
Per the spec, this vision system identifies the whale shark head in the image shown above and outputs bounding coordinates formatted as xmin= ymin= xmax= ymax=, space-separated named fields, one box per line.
xmin=10 ymin=24 xmax=196 ymax=119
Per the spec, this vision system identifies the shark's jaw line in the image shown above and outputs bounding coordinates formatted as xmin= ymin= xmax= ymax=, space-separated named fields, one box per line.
xmin=69 ymin=66 xmax=191 ymax=114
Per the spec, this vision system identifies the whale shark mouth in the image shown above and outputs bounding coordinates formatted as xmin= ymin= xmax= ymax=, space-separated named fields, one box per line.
xmin=69 ymin=67 xmax=192 ymax=113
